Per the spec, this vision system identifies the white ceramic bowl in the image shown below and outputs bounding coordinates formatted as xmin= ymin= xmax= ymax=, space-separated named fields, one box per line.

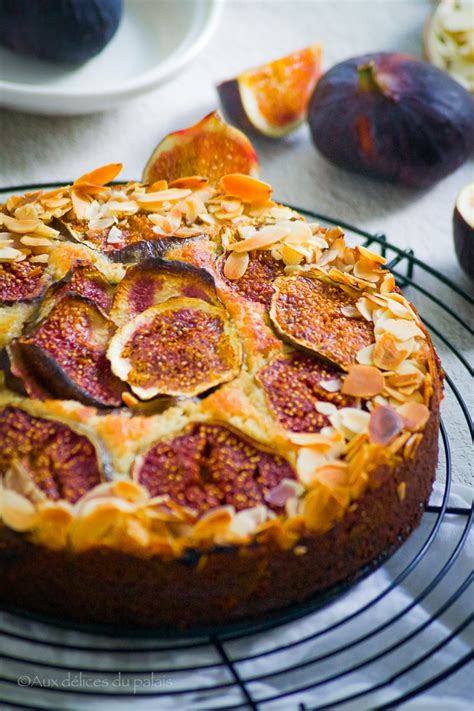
xmin=0 ymin=0 xmax=221 ymax=115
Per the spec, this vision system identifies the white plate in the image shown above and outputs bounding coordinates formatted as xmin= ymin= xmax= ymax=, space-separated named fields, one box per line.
xmin=0 ymin=0 xmax=221 ymax=115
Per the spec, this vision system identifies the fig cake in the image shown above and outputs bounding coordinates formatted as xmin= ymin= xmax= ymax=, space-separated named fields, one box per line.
xmin=0 ymin=166 xmax=442 ymax=629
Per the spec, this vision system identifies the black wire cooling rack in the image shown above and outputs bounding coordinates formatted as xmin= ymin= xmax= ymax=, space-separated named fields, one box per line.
xmin=0 ymin=187 xmax=472 ymax=710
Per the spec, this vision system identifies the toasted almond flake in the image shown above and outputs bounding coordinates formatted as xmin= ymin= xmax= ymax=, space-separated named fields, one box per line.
xmin=75 ymin=163 xmax=123 ymax=187
xmin=223 ymin=250 xmax=249 ymax=280
xmin=320 ymin=378 xmax=342 ymax=393
xmin=368 ymin=405 xmax=404 ymax=445
xmin=280 ymin=242 xmax=309 ymax=266
xmin=356 ymin=245 xmax=387 ymax=264
xmin=220 ymin=174 xmax=272 ymax=203
xmin=1 ymin=490 xmax=37 ymax=531
xmin=315 ymin=401 xmax=338 ymax=416
xmin=71 ymin=189 xmax=91 ymax=220
xmin=0 ymin=214 xmax=40 ymax=234
xmin=193 ymin=506 xmax=234 ymax=539
xmin=265 ymin=479 xmax=304 ymax=507
xmin=169 ymin=176 xmax=208 ymax=190
xmin=341 ymin=365 xmax=384 ymax=397
xmin=107 ymin=225 xmax=123 ymax=245
xmin=386 ymin=369 xmax=424 ymax=390
xmin=397 ymin=402 xmax=430 ymax=431
xmin=338 ymin=408 xmax=371 ymax=434
xmin=341 ymin=305 xmax=360 ymax=318
xmin=136 ymin=188 xmax=192 ymax=204
xmin=397 ymin=481 xmax=407 ymax=501
xmin=296 ymin=448 xmax=328 ymax=484
xmin=315 ymin=248 xmax=339 ymax=267
xmin=103 ymin=200 xmax=139 ymax=216
xmin=379 ymin=318 xmax=424 ymax=341
xmin=230 ymin=505 xmax=269 ymax=537
xmin=353 ymin=259 xmax=382 ymax=283
xmin=356 ymin=296 xmax=375 ymax=322
xmin=237 ymin=225 xmax=257 ymax=240
xmin=229 ymin=224 xmax=289 ymax=253
xmin=30 ymin=254 xmax=50 ymax=263
xmin=404 ymin=433 xmax=422 ymax=460
xmin=112 ymin=480 xmax=147 ymax=502
xmin=20 ymin=235 xmax=52 ymax=247
xmin=356 ymin=343 xmax=375 ymax=366
xmin=380 ymin=273 xmax=396 ymax=293
xmin=281 ymin=220 xmax=312 ymax=245
xmin=0 ymin=246 xmax=23 ymax=261
xmin=288 ymin=432 xmax=334 ymax=447
xmin=147 ymin=179 xmax=168 ymax=192
xmin=373 ymin=333 xmax=410 ymax=370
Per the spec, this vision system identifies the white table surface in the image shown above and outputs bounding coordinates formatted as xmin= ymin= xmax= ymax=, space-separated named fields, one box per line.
xmin=0 ymin=3 xmax=472 ymax=707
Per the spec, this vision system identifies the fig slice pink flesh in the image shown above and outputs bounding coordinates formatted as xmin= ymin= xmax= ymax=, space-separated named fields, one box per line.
xmin=16 ymin=295 xmax=125 ymax=408
xmin=0 ymin=259 xmax=51 ymax=305
xmin=0 ymin=405 xmax=103 ymax=503
xmin=107 ymin=297 xmax=242 ymax=399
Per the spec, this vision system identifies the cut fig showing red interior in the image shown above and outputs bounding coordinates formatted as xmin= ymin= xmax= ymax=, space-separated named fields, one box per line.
xmin=107 ymin=297 xmax=242 ymax=399
xmin=110 ymin=258 xmax=218 ymax=326
xmin=0 ymin=259 xmax=51 ymax=305
xmin=453 ymin=182 xmax=474 ymax=278
xmin=270 ymin=274 xmax=374 ymax=369
xmin=40 ymin=262 xmax=114 ymax=316
xmin=134 ymin=423 xmax=295 ymax=515
xmin=257 ymin=352 xmax=355 ymax=433
xmin=14 ymin=295 xmax=125 ymax=408
xmin=0 ymin=406 xmax=103 ymax=503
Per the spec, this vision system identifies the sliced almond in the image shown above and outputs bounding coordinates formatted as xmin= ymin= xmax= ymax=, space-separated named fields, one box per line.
xmin=220 ymin=174 xmax=272 ymax=203
xmin=0 ymin=214 xmax=40 ymax=234
xmin=341 ymin=364 xmax=384 ymax=397
xmin=315 ymin=401 xmax=338 ymax=416
xmin=353 ymin=259 xmax=382 ymax=283
xmin=373 ymin=332 xmax=410 ymax=370
xmin=0 ymin=246 xmax=23 ymax=261
xmin=320 ymin=378 xmax=342 ymax=393
xmin=338 ymin=408 xmax=371 ymax=434
xmin=136 ymin=188 xmax=192 ymax=204
xmin=368 ymin=405 xmax=404 ymax=445
xmin=223 ymin=250 xmax=249 ymax=280
xmin=71 ymin=188 xmax=92 ymax=220
xmin=74 ymin=163 xmax=123 ymax=187
xmin=379 ymin=318 xmax=424 ymax=341
xmin=1 ymin=490 xmax=37 ymax=531
xmin=356 ymin=245 xmax=387 ymax=264
xmin=228 ymin=224 xmax=288 ymax=253
xmin=397 ymin=402 xmax=430 ymax=431
xmin=356 ymin=343 xmax=375 ymax=366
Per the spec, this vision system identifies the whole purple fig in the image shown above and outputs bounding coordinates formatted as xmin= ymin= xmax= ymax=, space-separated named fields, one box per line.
xmin=308 ymin=53 xmax=474 ymax=188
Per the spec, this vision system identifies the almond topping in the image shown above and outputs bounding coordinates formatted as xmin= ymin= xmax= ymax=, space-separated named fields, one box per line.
xmin=356 ymin=245 xmax=387 ymax=264
xmin=368 ymin=405 xmax=404 ymax=445
xmin=169 ymin=176 xmax=208 ymax=190
xmin=224 ymin=250 xmax=249 ymax=280
xmin=397 ymin=402 xmax=430 ymax=431
xmin=341 ymin=365 xmax=384 ymax=397
xmin=320 ymin=378 xmax=342 ymax=393
xmin=220 ymin=174 xmax=272 ymax=203
xmin=74 ymin=163 xmax=123 ymax=187
xmin=136 ymin=188 xmax=192 ymax=204
xmin=0 ymin=246 xmax=23 ymax=261
xmin=380 ymin=319 xmax=424 ymax=341
xmin=373 ymin=332 xmax=410 ymax=370
xmin=0 ymin=214 xmax=40 ymax=234
xmin=1 ymin=490 xmax=37 ymax=532
xmin=229 ymin=224 xmax=288 ymax=253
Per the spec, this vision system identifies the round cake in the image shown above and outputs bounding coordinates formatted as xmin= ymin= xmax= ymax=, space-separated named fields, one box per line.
xmin=0 ymin=167 xmax=442 ymax=630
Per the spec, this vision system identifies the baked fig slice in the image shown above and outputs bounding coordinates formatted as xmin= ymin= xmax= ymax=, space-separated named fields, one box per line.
xmin=40 ymin=262 xmax=114 ymax=317
xmin=270 ymin=274 xmax=374 ymax=369
xmin=219 ymin=251 xmax=285 ymax=307
xmin=218 ymin=45 xmax=322 ymax=137
xmin=142 ymin=111 xmax=260 ymax=186
xmin=257 ymin=352 xmax=355 ymax=433
xmin=15 ymin=295 xmax=125 ymax=408
xmin=134 ymin=423 xmax=295 ymax=515
xmin=453 ymin=182 xmax=474 ymax=278
xmin=110 ymin=258 xmax=218 ymax=326
xmin=107 ymin=297 xmax=242 ymax=399
xmin=0 ymin=406 xmax=103 ymax=503
xmin=0 ymin=259 xmax=51 ymax=305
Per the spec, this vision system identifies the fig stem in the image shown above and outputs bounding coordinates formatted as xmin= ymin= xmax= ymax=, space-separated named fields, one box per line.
xmin=357 ymin=61 xmax=391 ymax=97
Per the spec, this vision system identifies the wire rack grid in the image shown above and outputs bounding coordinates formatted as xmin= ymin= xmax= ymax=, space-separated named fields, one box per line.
xmin=0 ymin=186 xmax=472 ymax=710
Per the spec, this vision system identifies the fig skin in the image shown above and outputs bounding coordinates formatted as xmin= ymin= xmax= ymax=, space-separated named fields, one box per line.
xmin=0 ymin=0 xmax=123 ymax=65
xmin=308 ymin=53 xmax=474 ymax=188
xmin=453 ymin=184 xmax=474 ymax=278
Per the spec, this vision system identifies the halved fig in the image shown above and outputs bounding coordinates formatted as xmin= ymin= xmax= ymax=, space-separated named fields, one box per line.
xmin=218 ymin=45 xmax=322 ymax=138
xmin=219 ymin=251 xmax=284 ymax=307
xmin=107 ymin=297 xmax=242 ymax=400
xmin=14 ymin=295 xmax=125 ymax=408
xmin=134 ymin=423 xmax=295 ymax=515
xmin=40 ymin=262 xmax=114 ymax=317
xmin=270 ymin=274 xmax=374 ymax=369
xmin=142 ymin=111 xmax=260 ymax=186
xmin=0 ymin=406 xmax=103 ymax=503
xmin=110 ymin=258 xmax=218 ymax=326
xmin=453 ymin=182 xmax=474 ymax=278
xmin=257 ymin=352 xmax=355 ymax=433
xmin=0 ymin=259 xmax=51 ymax=305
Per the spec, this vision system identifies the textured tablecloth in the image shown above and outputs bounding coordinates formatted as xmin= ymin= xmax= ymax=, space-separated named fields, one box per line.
xmin=0 ymin=1 xmax=472 ymax=708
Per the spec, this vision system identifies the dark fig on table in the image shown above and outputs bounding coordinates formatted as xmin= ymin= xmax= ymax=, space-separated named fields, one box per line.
xmin=308 ymin=53 xmax=474 ymax=188
xmin=453 ymin=183 xmax=474 ymax=278
xmin=0 ymin=0 xmax=123 ymax=65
